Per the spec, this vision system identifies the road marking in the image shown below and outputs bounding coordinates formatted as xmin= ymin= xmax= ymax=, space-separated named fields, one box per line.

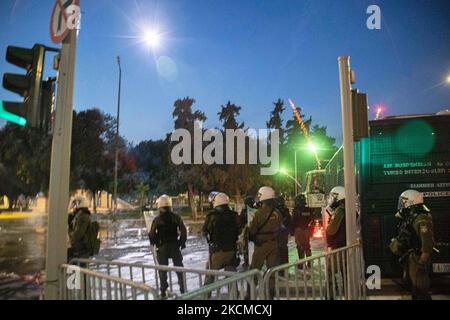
xmin=0 ymin=212 xmax=46 ymax=220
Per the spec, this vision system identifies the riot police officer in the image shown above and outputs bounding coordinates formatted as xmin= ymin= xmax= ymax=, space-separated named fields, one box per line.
xmin=208 ymin=191 xmax=220 ymax=210
xmin=68 ymin=196 xmax=101 ymax=263
xmin=325 ymin=186 xmax=347 ymax=299
xmin=249 ymin=186 xmax=282 ymax=298
xmin=149 ymin=195 xmax=187 ymax=298
xmin=389 ymin=190 xmax=434 ymax=300
xmin=203 ymin=193 xmax=240 ymax=285
xmin=326 ymin=186 xmax=347 ymax=250
xmin=275 ymin=196 xmax=292 ymax=266
xmin=238 ymin=196 xmax=255 ymax=269
xmin=292 ymin=194 xmax=313 ymax=263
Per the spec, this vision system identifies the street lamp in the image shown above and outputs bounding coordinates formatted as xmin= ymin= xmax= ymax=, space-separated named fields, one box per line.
xmin=113 ymin=56 xmax=122 ymax=219
xmin=293 ymin=142 xmax=319 ymax=195
xmin=308 ymin=143 xmax=317 ymax=153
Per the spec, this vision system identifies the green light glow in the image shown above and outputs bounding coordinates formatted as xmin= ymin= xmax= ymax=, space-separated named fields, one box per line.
xmin=395 ymin=120 xmax=435 ymax=156
xmin=308 ymin=143 xmax=317 ymax=152
xmin=279 ymin=168 xmax=288 ymax=175
xmin=0 ymin=101 xmax=26 ymax=126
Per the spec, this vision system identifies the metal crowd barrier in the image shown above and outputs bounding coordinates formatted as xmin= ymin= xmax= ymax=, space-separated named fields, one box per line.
xmin=70 ymin=258 xmax=236 ymax=299
xmin=59 ymin=264 xmax=158 ymax=300
xmin=63 ymin=243 xmax=366 ymax=300
xmin=177 ymin=269 xmax=264 ymax=300
xmin=263 ymin=243 xmax=366 ymax=300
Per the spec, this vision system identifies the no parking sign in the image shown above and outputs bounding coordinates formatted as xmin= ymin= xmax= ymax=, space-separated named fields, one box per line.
xmin=50 ymin=0 xmax=80 ymax=44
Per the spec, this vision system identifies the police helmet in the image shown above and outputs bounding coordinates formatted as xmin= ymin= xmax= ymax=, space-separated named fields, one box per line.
xmin=213 ymin=193 xmax=229 ymax=208
xmin=398 ymin=190 xmax=424 ymax=210
xmin=157 ymin=195 xmax=172 ymax=209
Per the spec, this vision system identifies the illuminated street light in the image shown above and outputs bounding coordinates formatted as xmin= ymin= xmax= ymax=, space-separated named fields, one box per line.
xmin=308 ymin=143 xmax=317 ymax=153
xmin=446 ymin=75 xmax=450 ymax=84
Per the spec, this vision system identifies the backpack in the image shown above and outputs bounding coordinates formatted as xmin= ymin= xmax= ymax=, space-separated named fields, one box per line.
xmin=87 ymin=220 xmax=101 ymax=255
xmin=211 ymin=211 xmax=239 ymax=252
xmin=157 ymin=213 xmax=180 ymax=245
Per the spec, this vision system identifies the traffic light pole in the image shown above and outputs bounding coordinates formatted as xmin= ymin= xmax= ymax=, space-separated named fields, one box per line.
xmin=338 ymin=56 xmax=358 ymax=299
xmin=44 ymin=30 xmax=77 ymax=300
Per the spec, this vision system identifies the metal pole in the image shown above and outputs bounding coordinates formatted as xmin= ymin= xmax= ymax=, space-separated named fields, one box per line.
xmin=113 ymin=56 xmax=121 ymax=217
xmin=284 ymin=172 xmax=302 ymax=193
xmin=44 ymin=29 xmax=77 ymax=300
xmin=294 ymin=151 xmax=298 ymax=195
xmin=338 ymin=56 xmax=358 ymax=299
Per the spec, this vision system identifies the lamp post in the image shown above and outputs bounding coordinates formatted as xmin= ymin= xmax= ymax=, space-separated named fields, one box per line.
xmin=113 ymin=56 xmax=122 ymax=217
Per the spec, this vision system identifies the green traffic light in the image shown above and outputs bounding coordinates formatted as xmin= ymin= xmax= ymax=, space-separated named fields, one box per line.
xmin=0 ymin=100 xmax=27 ymax=126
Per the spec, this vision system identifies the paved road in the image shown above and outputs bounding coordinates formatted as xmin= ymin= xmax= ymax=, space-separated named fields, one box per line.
xmin=0 ymin=215 xmax=46 ymax=300
xmin=0 ymin=215 xmax=46 ymax=275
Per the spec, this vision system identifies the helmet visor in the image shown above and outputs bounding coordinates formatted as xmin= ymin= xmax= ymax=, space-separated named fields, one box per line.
xmin=397 ymin=196 xmax=408 ymax=210
xmin=208 ymin=192 xmax=219 ymax=203
xmin=329 ymin=192 xmax=339 ymax=205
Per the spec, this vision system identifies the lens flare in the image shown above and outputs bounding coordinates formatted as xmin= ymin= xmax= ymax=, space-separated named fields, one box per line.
xmin=143 ymin=30 xmax=161 ymax=49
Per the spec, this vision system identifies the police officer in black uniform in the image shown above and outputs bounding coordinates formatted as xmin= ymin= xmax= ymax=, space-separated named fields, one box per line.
xmin=238 ymin=196 xmax=255 ymax=268
xmin=275 ymin=196 xmax=292 ymax=266
xmin=291 ymin=194 xmax=313 ymax=264
xmin=149 ymin=195 xmax=187 ymax=298
xmin=203 ymin=192 xmax=240 ymax=286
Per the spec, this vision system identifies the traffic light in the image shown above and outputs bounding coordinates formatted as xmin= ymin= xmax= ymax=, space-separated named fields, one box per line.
xmin=352 ymin=89 xmax=369 ymax=141
xmin=1 ymin=44 xmax=48 ymax=129
xmin=41 ymin=77 xmax=56 ymax=133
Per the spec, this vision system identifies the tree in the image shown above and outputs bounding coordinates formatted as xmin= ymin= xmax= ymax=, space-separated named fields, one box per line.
xmin=266 ymin=99 xmax=293 ymax=195
xmin=216 ymin=101 xmax=261 ymax=210
xmin=218 ymin=101 xmax=245 ymax=130
xmin=71 ymin=108 xmax=136 ymax=213
xmin=171 ymin=97 xmax=207 ymax=220
xmin=309 ymin=124 xmax=337 ymax=166
xmin=136 ymin=182 xmax=150 ymax=210
xmin=267 ymin=99 xmax=285 ymax=144
xmin=0 ymin=109 xmax=136 ymax=211
xmin=131 ymin=138 xmax=172 ymax=195
xmin=0 ymin=124 xmax=51 ymax=206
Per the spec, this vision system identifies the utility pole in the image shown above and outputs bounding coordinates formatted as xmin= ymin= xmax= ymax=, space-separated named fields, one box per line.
xmin=338 ymin=56 xmax=359 ymax=299
xmin=45 ymin=29 xmax=77 ymax=300
xmin=113 ymin=56 xmax=121 ymax=217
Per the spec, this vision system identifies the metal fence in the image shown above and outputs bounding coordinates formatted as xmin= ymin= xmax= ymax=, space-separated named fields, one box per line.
xmin=70 ymin=258 xmax=236 ymax=299
xmin=177 ymin=269 xmax=264 ymax=300
xmin=263 ymin=243 xmax=366 ymax=300
xmin=59 ymin=264 xmax=158 ymax=300
xmin=63 ymin=243 xmax=366 ymax=300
